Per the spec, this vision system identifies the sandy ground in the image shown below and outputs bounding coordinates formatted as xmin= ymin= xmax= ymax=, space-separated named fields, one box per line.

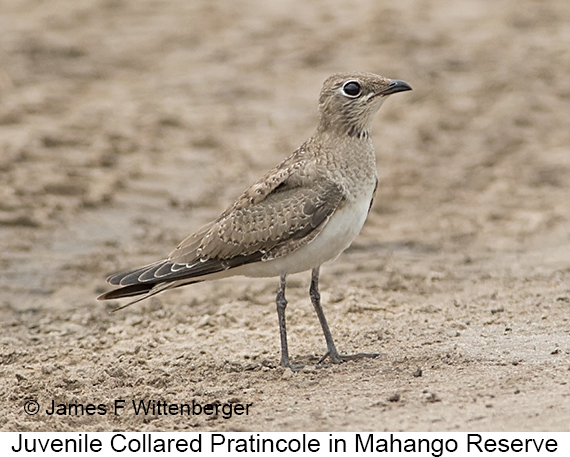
xmin=1 ymin=0 xmax=570 ymax=432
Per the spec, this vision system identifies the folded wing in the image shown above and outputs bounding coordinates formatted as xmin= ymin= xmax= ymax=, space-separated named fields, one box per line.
xmin=98 ymin=147 xmax=346 ymax=304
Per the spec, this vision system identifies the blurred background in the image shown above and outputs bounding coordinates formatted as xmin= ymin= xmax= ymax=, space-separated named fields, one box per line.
xmin=1 ymin=0 xmax=569 ymax=432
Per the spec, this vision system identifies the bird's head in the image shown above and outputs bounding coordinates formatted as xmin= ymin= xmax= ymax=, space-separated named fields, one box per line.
xmin=317 ymin=72 xmax=412 ymax=138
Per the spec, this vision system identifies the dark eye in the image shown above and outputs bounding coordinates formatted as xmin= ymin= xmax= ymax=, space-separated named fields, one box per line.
xmin=342 ymin=81 xmax=361 ymax=97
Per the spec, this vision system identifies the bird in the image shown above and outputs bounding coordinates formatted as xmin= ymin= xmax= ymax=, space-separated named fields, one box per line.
xmin=98 ymin=72 xmax=412 ymax=369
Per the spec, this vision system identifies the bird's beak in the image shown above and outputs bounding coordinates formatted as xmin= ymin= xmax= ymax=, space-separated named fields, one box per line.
xmin=379 ymin=79 xmax=412 ymax=96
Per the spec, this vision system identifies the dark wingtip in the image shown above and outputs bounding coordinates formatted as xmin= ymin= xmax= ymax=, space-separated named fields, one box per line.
xmin=97 ymin=283 xmax=155 ymax=301
xmin=105 ymin=260 xmax=168 ymax=286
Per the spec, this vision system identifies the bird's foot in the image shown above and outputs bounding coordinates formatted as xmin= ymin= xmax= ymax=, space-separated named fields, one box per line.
xmin=318 ymin=351 xmax=380 ymax=365
xmin=280 ymin=357 xmax=305 ymax=372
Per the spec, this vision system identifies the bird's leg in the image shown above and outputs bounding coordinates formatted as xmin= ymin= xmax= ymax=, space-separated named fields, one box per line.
xmin=310 ymin=267 xmax=380 ymax=364
xmin=276 ymin=274 xmax=292 ymax=369
xmin=309 ymin=267 xmax=342 ymax=363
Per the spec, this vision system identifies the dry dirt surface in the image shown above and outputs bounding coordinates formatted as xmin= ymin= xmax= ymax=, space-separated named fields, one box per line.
xmin=1 ymin=0 xmax=570 ymax=432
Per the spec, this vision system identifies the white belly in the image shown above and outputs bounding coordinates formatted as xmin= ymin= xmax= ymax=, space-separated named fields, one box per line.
xmin=236 ymin=189 xmax=374 ymax=278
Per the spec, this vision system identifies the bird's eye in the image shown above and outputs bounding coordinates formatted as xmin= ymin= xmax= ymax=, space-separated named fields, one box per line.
xmin=342 ymin=81 xmax=361 ymax=97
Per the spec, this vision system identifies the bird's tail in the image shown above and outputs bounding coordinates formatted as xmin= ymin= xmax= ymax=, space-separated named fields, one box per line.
xmin=98 ymin=279 xmax=203 ymax=312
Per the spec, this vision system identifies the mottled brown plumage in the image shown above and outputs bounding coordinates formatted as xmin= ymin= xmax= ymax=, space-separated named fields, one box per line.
xmin=98 ymin=72 xmax=412 ymax=368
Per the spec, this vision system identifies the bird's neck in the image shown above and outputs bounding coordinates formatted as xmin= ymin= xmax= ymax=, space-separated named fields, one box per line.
xmin=309 ymin=129 xmax=377 ymax=187
xmin=313 ymin=125 xmax=374 ymax=152
xmin=316 ymin=119 xmax=371 ymax=140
